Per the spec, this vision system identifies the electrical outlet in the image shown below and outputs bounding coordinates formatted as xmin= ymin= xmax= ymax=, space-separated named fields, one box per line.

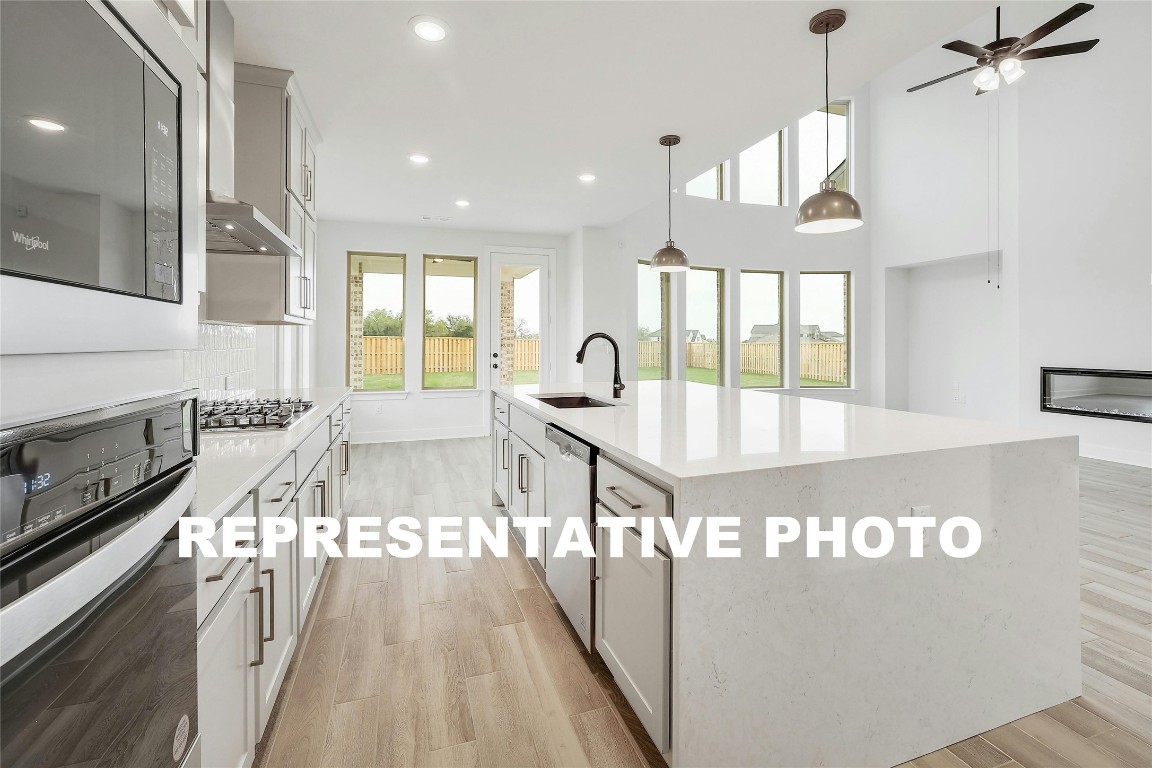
xmin=225 ymin=374 xmax=236 ymax=390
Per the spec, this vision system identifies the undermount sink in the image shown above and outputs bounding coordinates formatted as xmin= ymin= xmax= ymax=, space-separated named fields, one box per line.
xmin=532 ymin=394 xmax=616 ymax=409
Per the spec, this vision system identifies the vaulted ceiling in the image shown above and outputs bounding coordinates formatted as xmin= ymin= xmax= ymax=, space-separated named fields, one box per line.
xmin=232 ymin=1 xmax=989 ymax=233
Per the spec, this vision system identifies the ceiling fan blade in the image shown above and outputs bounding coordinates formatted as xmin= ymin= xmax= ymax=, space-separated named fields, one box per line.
xmin=1019 ymin=39 xmax=1100 ymax=60
xmin=907 ymin=65 xmax=982 ymax=93
xmin=1017 ymin=3 xmax=1094 ymax=49
xmin=942 ymin=40 xmax=993 ymax=58
xmin=976 ymin=88 xmax=990 ymax=96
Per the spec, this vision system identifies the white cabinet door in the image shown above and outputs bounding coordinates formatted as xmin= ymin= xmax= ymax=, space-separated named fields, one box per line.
xmin=198 ymin=562 xmax=259 ymax=768
xmin=510 ymin=435 xmax=547 ymax=567
xmin=287 ymin=99 xmax=306 ymax=204
xmin=315 ymin=450 xmax=334 ymax=571
xmin=285 ymin=198 xmax=306 ymax=318
xmin=493 ymin=421 xmax=510 ymax=505
xmin=303 ymin=132 xmax=317 ymax=217
xmin=594 ymin=513 xmax=671 ymax=752
xmin=254 ymin=527 xmax=297 ymax=741
xmin=294 ymin=472 xmax=321 ymax=627
xmin=336 ymin=425 xmax=352 ymax=514
xmin=302 ymin=215 xmax=316 ymax=320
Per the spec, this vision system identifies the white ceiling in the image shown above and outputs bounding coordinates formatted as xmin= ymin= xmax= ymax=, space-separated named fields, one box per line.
xmin=231 ymin=1 xmax=989 ymax=234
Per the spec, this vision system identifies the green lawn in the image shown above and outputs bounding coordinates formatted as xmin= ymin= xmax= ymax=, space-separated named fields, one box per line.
xmin=638 ymin=367 xmax=844 ymax=388
xmin=360 ymin=368 xmax=538 ymax=391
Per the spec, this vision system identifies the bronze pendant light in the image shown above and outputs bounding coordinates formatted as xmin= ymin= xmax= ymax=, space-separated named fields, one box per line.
xmin=650 ymin=134 xmax=690 ymax=272
xmin=795 ymin=9 xmax=864 ymax=234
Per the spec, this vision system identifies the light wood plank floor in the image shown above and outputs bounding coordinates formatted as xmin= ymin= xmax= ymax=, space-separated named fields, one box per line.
xmin=257 ymin=443 xmax=1151 ymax=768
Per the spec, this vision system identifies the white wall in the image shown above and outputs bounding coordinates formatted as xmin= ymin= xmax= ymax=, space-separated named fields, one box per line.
xmin=904 ymin=255 xmax=1016 ymax=423
xmin=313 ymin=220 xmax=567 ymax=442
xmin=581 ymin=87 xmax=874 ymax=403
xmin=870 ymin=2 xmax=1151 ymax=466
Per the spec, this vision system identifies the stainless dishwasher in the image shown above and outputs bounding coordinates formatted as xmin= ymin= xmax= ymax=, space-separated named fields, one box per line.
xmin=543 ymin=425 xmax=597 ymax=652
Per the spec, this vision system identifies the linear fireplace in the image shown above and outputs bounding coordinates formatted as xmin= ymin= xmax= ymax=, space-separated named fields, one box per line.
xmin=1041 ymin=368 xmax=1152 ymax=424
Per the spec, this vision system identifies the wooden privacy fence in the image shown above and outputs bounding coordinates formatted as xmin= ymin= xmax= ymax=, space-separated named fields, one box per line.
xmin=363 ymin=336 xmax=540 ymax=374
xmin=637 ymin=340 xmax=845 ymax=383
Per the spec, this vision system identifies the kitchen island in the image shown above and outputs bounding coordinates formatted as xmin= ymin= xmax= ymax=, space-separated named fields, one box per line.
xmin=493 ymin=380 xmax=1080 ymax=768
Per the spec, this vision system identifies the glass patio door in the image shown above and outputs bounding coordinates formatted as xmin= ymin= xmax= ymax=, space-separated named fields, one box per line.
xmin=490 ymin=253 xmax=549 ymax=388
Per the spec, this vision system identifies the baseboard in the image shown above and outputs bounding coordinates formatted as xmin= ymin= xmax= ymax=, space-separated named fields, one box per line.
xmin=353 ymin=424 xmax=490 ymax=443
xmin=1081 ymin=443 xmax=1152 ymax=468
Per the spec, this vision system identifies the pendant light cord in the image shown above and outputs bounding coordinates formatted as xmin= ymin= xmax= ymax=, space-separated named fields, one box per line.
xmin=824 ymin=27 xmax=830 ymax=181
xmin=667 ymin=143 xmax=672 ymax=242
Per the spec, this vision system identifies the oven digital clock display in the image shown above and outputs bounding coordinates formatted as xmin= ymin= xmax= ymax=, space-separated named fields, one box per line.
xmin=24 ymin=473 xmax=52 ymax=494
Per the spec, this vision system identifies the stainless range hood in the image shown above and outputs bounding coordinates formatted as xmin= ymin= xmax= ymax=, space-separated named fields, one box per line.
xmin=206 ymin=191 xmax=300 ymax=259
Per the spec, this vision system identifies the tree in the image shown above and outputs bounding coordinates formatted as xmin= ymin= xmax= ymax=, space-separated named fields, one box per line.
xmin=363 ymin=308 xmax=403 ymax=336
xmin=514 ymin=318 xmax=538 ymax=339
xmin=424 ymin=310 xmax=474 ymax=338
xmin=637 ymin=325 xmax=655 ymax=341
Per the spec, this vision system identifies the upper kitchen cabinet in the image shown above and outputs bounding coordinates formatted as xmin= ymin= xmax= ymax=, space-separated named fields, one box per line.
xmin=233 ymin=63 xmax=321 ymax=250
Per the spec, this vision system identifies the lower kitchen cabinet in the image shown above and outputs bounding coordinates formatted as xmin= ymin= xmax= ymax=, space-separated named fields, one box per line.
xmin=493 ymin=420 xmax=510 ymax=505
xmin=510 ymin=433 xmax=547 ymax=568
xmin=198 ymin=562 xmax=259 ymax=768
xmin=595 ymin=510 xmax=671 ymax=752
xmin=254 ymin=529 xmax=297 ymax=739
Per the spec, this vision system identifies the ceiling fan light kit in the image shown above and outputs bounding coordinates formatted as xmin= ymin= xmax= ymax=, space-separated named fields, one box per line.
xmin=651 ymin=135 xmax=690 ymax=272
xmin=908 ymin=3 xmax=1099 ymax=95
xmin=796 ymin=9 xmax=864 ymax=235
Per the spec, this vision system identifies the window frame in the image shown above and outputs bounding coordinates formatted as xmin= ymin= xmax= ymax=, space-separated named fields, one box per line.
xmin=637 ymin=260 xmax=672 ymax=380
xmin=346 ymin=251 xmax=406 ymax=393
xmin=421 ymin=254 xmax=479 ymax=391
xmin=798 ymin=270 xmax=851 ymax=389
xmin=738 ymin=269 xmax=784 ymax=389
xmin=685 ymin=265 xmax=725 ymax=387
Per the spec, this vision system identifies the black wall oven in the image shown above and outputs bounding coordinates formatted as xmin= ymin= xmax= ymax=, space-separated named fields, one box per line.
xmin=0 ymin=0 xmax=183 ymax=302
xmin=0 ymin=391 xmax=199 ymax=767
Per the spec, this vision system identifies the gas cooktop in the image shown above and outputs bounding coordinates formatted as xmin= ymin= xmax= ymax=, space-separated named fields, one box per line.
xmin=199 ymin=397 xmax=314 ymax=432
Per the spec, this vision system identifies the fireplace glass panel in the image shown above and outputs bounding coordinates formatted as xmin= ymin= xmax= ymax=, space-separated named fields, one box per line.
xmin=1041 ymin=368 xmax=1152 ymax=423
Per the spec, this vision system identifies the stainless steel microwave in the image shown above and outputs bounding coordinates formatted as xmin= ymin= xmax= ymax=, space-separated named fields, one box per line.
xmin=0 ymin=1 xmax=183 ymax=303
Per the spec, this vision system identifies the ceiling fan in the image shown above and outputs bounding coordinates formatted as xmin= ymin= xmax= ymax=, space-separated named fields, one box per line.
xmin=907 ymin=3 xmax=1100 ymax=95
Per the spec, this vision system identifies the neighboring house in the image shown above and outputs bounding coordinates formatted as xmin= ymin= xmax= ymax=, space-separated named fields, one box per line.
xmin=651 ymin=329 xmax=712 ymax=342
xmin=746 ymin=324 xmax=780 ymax=343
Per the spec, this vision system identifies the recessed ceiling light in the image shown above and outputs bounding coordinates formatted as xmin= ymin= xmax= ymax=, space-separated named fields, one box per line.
xmin=26 ymin=116 xmax=67 ymax=132
xmin=258 ymin=246 xmax=268 ymax=252
xmin=409 ymin=15 xmax=449 ymax=42
xmin=578 ymin=173 xmax=597 ymax=183
xmin=223 ymin=223 xmax=235 ymax=230
xmin=409 ymin=153 xmax=430 ymax=164
xmin=455 ymin=200 xmax=470 ymax=208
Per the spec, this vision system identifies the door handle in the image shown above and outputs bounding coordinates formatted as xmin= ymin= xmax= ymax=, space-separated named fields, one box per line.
xmin=269 ymin=480 xmax=294 ymax=503
xmin=250 ymin=585 xmax=265 ymax=667
xmin=205 ymin=556 xmax=239 ymax=583
xmin=606 ymin=485 xmax=642 ymax=510
xmin=261 ymin=568 xmax=275 ymax=642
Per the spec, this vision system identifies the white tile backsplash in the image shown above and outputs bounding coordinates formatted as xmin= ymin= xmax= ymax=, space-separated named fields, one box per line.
xmin=184 ymin=323 xmax=258 ymax=401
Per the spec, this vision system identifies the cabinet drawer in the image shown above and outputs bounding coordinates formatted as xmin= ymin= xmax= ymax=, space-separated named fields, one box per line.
xmin=197 ymin=494 xmax=255 ymax=627
xmin=255 ymin=454 xmax=296 ymax=522
xmin=508 ymin=405 xmax=545 ymax=456
xmin=493 ymin=398 xmax=510 ymax=427
xmin=596 ymin=457 xmax=671 ymax=546
xmin=296 ymin=421 xmax=329 ymax=480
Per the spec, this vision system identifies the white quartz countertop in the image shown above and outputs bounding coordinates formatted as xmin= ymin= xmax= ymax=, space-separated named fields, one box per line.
xmin=496 ymin=381 xmax=1071 ymax=484
xmin=195 ymin=388 xmax=351 ymax=520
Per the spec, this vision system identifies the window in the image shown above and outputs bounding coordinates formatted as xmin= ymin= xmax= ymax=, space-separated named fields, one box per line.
xmin=685 ymin=160 xmax=730 ymax=201
xmin=686 ymin=266 xmax=723 ymax=386
xmin=738 ymin=131 xmax=784 ymax=206
xmin=348 ymin=253 xmax=404 ymax=391
xmin=423 ymin=255 xmax=477 ymax=389
xmin=637 ymin=261 xmax=670 ymax=380
xmin=799 ymin=272 xmax=850 ymax=388
xmin=739 ymin=271 xmax=783 ymax=387
xmin=798 ymin=101 xmax=850 ymax=203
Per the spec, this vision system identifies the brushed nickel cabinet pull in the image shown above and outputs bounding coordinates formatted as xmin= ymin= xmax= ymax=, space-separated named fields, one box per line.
xmin=269 ymin=480 xmax=294 ymax=503
xmin=342 ymin=441 xmax=351 ymax=476
xmin=606 ymin=486 xmax=642 ymax=510
xmin=517 ymin=454 xmax=528 ymax=493
xmin=204 ymin=556 xmax=239 ymax=583
xmin=261 ymin=568 xmax=275 ymax=642
xmin=250 ymin=585 xmax=265 ymax=667
xmin=501 ymin=438 xmax=509 ymax=470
